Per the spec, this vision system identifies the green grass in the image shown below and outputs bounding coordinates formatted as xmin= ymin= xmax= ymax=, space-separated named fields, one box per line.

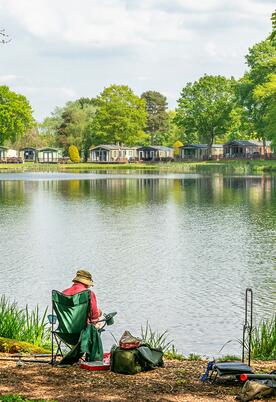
xmin=0 ymin=395 xmax=56 ymax=402
xmin=157 ymin=159 xmax=276 ymax=173
xmin=187 ymin=353 xmax=202 ymax=361
xmin=238 ymin=315 xmax=276 ymax=361
xmin=217 ymin=355 xmax=240 ymax=362
xmin=0 ymin=162 xmax=155 ymax=171
xmin=0 ymin=296 xmax=50 ymax=348
xmin=164 ymin=345 xmax=186 ymax=361
xmin=1 ymin=159 xmax=276 ymax=173
xmin=250 ymin=315 xmax=276 ymax=360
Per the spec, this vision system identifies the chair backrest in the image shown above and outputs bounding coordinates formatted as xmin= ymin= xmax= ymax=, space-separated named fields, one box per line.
xmin=52 ymin=290 xmax=90 ymax=335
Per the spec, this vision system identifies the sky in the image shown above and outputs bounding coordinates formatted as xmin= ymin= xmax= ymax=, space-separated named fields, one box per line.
xmin=0 ymin=0 xmax=274 ymax=121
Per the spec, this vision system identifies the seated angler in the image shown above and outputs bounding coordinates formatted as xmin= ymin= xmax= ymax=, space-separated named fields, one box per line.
xmin=63 ymin=269 xmax=102 ymax=325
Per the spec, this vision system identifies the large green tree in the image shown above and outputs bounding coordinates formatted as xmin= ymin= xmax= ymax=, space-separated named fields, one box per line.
xmin=41 ymin=100 xmax=96 ymax=156
xmin=7 ymin=126 xmax=54 ymax=149
xmin=163 ymin=110 xmax=184 ymax=146
xmin=141 ymin=90 xmax=169 ymax=145
xmin=175 ymin=75 xmax=236 ymax=155
xmin=238 ymin=39 xmax=276 ymax=155
xmin=92 ymin=85 xmax=147 ymax=146
xmin=57 ymin=103 xmax=88 ymax=149
xmin=0 ymin=86 xmax=34 ymax=145
xmin=253 ymin=73 xmax=276 ymax=144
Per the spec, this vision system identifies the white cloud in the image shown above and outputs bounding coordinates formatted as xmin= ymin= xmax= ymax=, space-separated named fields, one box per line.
xmin=14 ymin=85 xmax=78 ymax=100
xmin=0 ymin=74 xmax=18 ymax=83
xmin=2 ymin=0 xmax=193 ymax=48
xmin=0 ymin=0 xmax=273 ymax=120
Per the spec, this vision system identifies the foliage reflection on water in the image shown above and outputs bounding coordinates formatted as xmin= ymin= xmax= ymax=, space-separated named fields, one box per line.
xmin=0 ymin=172 xmax=275 ymax=356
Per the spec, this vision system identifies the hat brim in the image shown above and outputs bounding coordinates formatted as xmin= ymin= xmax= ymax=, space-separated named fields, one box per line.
xmin=73 ymin=276 xmax=94 ymax=286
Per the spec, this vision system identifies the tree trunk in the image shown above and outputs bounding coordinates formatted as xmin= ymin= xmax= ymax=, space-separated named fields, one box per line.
xmin=208 ymin=129 xmax=215 ymax=160
xmin=262 ymin=137 xmax=268 ymax=160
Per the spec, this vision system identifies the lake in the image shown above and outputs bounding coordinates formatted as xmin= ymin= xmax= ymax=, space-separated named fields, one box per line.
xmin=0 ymin=171 xmax=275 ymax=357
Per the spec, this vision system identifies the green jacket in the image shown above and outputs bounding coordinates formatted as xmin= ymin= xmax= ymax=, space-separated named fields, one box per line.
xmin=59 ymin=324 xmax=103 ymax=365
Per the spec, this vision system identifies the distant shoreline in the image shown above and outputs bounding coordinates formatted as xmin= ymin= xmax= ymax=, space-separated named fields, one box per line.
xmin=0 ymin=159 xmax=276 ymax=173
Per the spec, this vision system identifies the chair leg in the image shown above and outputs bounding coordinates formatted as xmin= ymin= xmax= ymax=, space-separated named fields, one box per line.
xmin=50 ymin=320 xmax=54 ymax=366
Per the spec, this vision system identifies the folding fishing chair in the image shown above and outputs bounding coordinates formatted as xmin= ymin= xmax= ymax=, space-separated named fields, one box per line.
xmin=48 ymin=289 xmax=93 ymax=365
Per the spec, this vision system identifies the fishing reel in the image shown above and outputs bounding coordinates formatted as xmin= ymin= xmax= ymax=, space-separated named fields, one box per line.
xmin=98 ymin=311 xmax=117 ymax=331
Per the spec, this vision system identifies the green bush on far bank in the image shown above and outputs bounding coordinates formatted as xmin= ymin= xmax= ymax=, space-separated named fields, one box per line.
xmin=68 ymin=145 xmax=80 ymax=163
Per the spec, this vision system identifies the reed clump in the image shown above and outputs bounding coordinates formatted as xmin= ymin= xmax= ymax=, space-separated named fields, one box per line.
xmin=250 ymin=315 xmax=276 ymax=360
xmin=140 ymin=321 xmax=173 ymax=351
xmin=0 ymin=296 xmax=50 ymax=348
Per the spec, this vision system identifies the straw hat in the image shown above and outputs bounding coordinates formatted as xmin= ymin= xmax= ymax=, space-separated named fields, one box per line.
xmin=73 ymin=270 xmax=94 ymax=287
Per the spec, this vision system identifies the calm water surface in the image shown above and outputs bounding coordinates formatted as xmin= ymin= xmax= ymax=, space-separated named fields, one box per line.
xmin=0 ymin=171 xmax=275 ymax=356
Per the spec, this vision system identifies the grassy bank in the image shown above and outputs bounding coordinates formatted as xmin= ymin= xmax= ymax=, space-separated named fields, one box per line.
xmin=158 ymin=159 xmax=276 ymax=173
xmin=0 ymin=162 xmax=154 ymax=171
xmin=0 ymin=160 xmax=276 ymax=173
xmin=0 ymin=337 xmax=50 ymax=354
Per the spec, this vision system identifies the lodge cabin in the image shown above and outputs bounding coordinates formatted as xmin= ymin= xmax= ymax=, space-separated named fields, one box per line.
xmin=7 ymin=149 xmax=18 ymax=158
xmin=179 ymin=144 xmax=224 ymax=160
xmin=0 ymin=146 xmax=7 ymax=162
xmin=137 ymin=146 xmax=173 ymax=161
xmin=89 ymin=145 xmax=137 ymax=163
xmin=6 ymin=149 xmax=23 ymax=163
xmin=37 ymin=148 xmax=62 ymax=163
xmin=224 ymin=140 xmax=272 ymax=159
xmin=19 ymin=147 xmax=37 ymax=162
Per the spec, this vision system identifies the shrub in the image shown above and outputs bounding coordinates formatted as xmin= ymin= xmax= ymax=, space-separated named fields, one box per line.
xmin=68 ymin=145 xmax=80 ymax=163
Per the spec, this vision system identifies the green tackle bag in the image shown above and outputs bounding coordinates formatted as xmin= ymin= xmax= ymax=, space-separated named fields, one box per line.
xmin=110 ymin=344 xmax=164 ymax=375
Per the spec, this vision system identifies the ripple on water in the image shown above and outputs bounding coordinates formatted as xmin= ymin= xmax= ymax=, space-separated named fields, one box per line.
xmin=0 ymin=173 xmax=275 ymax=355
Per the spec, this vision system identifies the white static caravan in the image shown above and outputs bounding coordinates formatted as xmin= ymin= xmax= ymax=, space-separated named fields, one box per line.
xmin=37 ymin=148 xmax=62 ymax=163
xmin=89 ymin=145 xmax=137 ymax=162
xmin=6 ymin=149 xmax=18 ymax=158
xmin=137 ymin=146 xmax=174 ymax=161
xmin=179 ymin=144 xmax=224 ymax=160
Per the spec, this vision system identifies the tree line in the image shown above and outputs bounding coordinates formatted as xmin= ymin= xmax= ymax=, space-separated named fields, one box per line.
xmin=0 ymin=11 xmax=275 ymax=158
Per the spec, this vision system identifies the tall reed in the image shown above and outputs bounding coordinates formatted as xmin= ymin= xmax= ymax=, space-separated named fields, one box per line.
xmin=250 ymin=315 xmax=276 ymax=360
xmin=0 ymin=296 xmax=50 ymax=347
xmin=140 ymin=321 xmax=173 ymax=351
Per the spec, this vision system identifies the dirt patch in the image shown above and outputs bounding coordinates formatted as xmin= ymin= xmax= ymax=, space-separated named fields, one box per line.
xmin=0 ymin=356 xmax=275 ymax=402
